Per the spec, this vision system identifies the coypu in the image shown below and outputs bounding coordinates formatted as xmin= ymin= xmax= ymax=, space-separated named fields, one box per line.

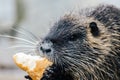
xmin=25 ymin=4 xmax=120 ymax=80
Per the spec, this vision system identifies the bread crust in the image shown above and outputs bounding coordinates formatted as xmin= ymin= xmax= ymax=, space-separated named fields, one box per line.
xmin=13 ymin=53 xmax=53 ymax=80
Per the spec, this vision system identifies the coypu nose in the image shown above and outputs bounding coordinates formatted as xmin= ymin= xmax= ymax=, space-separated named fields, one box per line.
xmin=40 ymin=47 xmax=51 ymax=53
xmin=40 ymin=40 xmax=52 ymax=53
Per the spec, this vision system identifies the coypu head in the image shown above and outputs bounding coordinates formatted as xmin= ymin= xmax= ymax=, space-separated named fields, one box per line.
xmin=38 ymin=16 xmax=109 ymax=80
xmin=37 ymin=5 xmax=120 ymax=80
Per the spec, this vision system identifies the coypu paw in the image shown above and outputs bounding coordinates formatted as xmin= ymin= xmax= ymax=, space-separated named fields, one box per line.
xmin=41 ymin=66 xmax=55 ymax=80
xmin=24 ymin=66 xmax=55 ymax=80
xmin=25 ymin=75 xmax=32 ymax=80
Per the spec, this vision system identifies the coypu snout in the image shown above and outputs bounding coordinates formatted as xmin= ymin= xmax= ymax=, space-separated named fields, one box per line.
xmin=39 ymin=40 xmax=53 ymax=56
xmin=40 ymin=40 xmax=53 ymax=55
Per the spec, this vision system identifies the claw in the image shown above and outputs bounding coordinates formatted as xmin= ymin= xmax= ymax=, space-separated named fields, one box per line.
xmin=25 ymin=75 xmax=32 ymax=80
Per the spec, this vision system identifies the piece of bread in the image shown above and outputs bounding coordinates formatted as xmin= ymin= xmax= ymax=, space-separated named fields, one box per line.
xmin=13 ymin=53 xmax=53 ymax=80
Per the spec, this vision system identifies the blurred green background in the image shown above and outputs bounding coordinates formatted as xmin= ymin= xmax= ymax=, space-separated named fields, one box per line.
xmin=0 ymin=0 xmax=119 ymax=80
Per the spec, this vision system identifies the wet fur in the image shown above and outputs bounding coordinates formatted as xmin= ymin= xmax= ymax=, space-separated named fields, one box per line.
xmin=26 ymin=5 xmax=120 ymax=80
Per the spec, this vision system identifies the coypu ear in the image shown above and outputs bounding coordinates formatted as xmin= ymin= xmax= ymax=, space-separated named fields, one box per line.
xmin=89 ymin=22 xmax=100 ymax=37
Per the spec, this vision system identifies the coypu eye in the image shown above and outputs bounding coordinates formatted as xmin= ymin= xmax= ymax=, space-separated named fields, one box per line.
xmin=68 ymin=33 xmax=81 ymax=41
xmin=89 ymin=22 xmax=100 ymax=37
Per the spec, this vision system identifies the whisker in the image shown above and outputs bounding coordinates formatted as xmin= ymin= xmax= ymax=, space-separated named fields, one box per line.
xmin=16 ymin=48 xmax=35 ymax=51
xmin=11 ymin=28 xmax=38 ymax=43
xmin=15 ymin=48 xmax=36 ymax=53
xmin=9 ymin=44 xmax=36 ymax=47
xmin=20 ymin=49 xmax=38 ymax=56
xmin=20 ymin=27 xmax=40 ymax=41
xmin=0 ymin=35 xmax=36 ymax=45
xmin=7 ymin=45 xmax=35 ymax=49
xmin=14 ymin=41 xmax=39 ymax=46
